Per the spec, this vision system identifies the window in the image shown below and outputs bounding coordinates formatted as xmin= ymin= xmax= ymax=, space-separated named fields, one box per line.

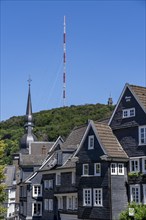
xmin=130 ymin=159 xmax=139 ymax=172
xmin=83 ymin=164 xmax=89 ymax=176
xmin=73 ymin=197 xmax=78 ymax=210
xmin=143 ymin=185 xmax=146 ymax=204
xmin=142 ymin=158 xmax=146 ymax=173
xmin=139 ymin=126 xmax=146 ymax=145
xmin=58 ymin=197 xmax=63 ymax=209
xmin=44 ymin=180 xmax=49 ymax=189
xmin=93 ymin=188 xmax=103 ymax=206
xmin=111 ymin=163 xmax=124 ymax=175
xmin=94 ymin=163 xmax=101 ymax=176
xmin=72 ymin=172 xmax=76 ymax=184
xmin=111 ymin=163 xmax=117 ymax=175
xmin=123 ymin=108 xmax=135 ymax=118
xmin=56 ymin=173 xmax=61 ymax=185
xmin=88 ymin=135 xmax=94 ymax=149
xmin=32 ymin=185 xmax=42 ymax=197
xmin=49 ymin=199 xmax=53 ymax=211
xmin=118 ymin=163 xmax=124 ymax=175
xmin=130 ymin=185 xmax=140 ymax=204
xmin=57 ymin=151 xmax=62 ymax=165
xmin=83 ymin=189 xmax=92 ymax=206
xmin=49 ymin=180 xmax=53 ymax=189
xmin=67 ymin=197 xmax=72 ymax=209
xmin=44 ymin=199 xmax=49 ymax=210
xmin=32 ymin=202 xmax=42 ymax=216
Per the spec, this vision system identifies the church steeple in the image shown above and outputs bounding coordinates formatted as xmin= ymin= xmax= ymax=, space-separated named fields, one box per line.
xmin=20 ymin=78 xmax=37 ymax=152
xmin=24 ymin=78 xmax=33 ymax=129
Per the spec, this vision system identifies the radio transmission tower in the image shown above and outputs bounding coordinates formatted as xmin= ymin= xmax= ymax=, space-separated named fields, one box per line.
xmin=63 ymin=15 xmax=66 ymax=107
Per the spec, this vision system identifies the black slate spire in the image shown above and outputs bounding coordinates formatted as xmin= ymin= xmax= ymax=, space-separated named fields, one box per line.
xmin=24 ymin=78 xmax=33 ymax=128
xmin=20 ymin=78 xmax=37 ymax=152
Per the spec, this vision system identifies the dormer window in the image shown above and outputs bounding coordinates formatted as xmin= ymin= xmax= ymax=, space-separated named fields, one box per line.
xmin=122 ymin=108 xmax=135 ymax=118
xmin=139 ymin=126 xmax=146 ymax=145
xmin=57 ymin=151 xmax=62 ymax=165
xmin=88 ymin=135 xmax=94 ymax=149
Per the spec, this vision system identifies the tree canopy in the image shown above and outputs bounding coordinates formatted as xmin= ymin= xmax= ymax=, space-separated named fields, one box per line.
xmin=0 ymin=103 xmax=114 ymax=165
xmin=0 ymin=141 xmax=7 ymax=219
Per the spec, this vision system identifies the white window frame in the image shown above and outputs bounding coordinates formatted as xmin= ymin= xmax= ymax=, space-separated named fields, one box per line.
xmin=130 ymin=159 xmax=140 ymax=173
xmin=56 ymin=173 xmax=61 ymax=185
xmin=139 ymin=126 xmax=146 ymax=145
xmin=58 ymin=197 xmax=63 ymax=210
xmin=143 ymin=184 xmax=146 ymax=204
xmin=83 ymin=188 xmax=92 ymax=206
xmin=32 ymin=202 xmax=42 ymax=216
xmin=130 ymin=185 xmax=140 ymax=204
xmin=88 ymin=135 xmax=94 ymax=149
xmin=93 ymin=188 xmax=103 ymax=207
xmin=123 ymin=108 xmax=135 ymax=118
xmin=83 ymin=164 xmax=89 ymax=176
xmin=44 ymin=199 xmax=49 ymax=210
xmin=32 ymin=185 xmax=42 ymax=197
xmin=142 ymin=158 xmax=146 ymax=174
xmin=67 ymin=196 xmax=73 ymax=210
xmin=118 ymin=163 xmax=124 ymax=175
xmin=49 ymin=199 xmax=53 ymax=211
xmin=94 ymin=163 xmax=101 ymax=176
xmin=111 ymin=163 xmax=117 ymax=175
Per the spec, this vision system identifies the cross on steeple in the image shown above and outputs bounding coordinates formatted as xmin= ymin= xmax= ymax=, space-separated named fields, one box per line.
xmin=27 ymin=76 xmax=32 ymax=86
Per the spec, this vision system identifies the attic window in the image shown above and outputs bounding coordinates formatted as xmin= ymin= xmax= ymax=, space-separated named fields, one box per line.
xmin=123 ymin=108 xmax=135 ymax=118
xmin=88 ymin=135 xmax=94 ymax=149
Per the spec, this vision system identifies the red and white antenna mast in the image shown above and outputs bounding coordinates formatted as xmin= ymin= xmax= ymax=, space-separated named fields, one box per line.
xmin=63 ymin=15 xmax=66 ymax=107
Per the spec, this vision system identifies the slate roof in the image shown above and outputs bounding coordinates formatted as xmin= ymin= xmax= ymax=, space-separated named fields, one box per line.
xmin=59 ymin=156 xmax=79 ymax=169
xmin=61 ymin=125 xmax=87 ymax=151
xmin=129 ymin=84 xmax=146 ymax=111
xmin=30 ymin=142 xmax=54 ymax=155
xmin=94 ymin=122 xmax=128 ymax=159
xmin=20 ymin=154 xmax=47 ymax=166
xmin=4 ymin=165 xmax=16 ymax=187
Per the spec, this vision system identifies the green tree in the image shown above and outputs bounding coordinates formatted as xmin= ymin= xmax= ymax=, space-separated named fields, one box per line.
xmin=119 ymin=203 xmax=146 ymax=220
xmin=0 ymin=141 xmax=7 ymax=219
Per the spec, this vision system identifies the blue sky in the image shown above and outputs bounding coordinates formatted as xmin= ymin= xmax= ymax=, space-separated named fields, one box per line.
xmin=1 ymin=0 xmax=146 ymax=121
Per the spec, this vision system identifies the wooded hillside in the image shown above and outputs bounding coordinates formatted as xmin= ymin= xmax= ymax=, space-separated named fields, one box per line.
xmin=0 ymin=103 xmax=114 ymax=164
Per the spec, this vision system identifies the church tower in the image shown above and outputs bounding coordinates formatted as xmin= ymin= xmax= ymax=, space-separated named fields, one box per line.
xmin=20 ymin=79 xmax=37 ymax=153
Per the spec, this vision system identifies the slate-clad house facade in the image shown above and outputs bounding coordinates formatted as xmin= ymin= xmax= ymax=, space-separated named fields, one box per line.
xmin=16 ymin=83 xmax=146 ymax=220
xmin=109 ymin=84 xmax=146 ymax=206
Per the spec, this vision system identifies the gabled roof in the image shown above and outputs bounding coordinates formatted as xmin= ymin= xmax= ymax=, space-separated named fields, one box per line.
xmin=61 ymin=125 xmax=87 ymax=151
xmin=20 ymin=154 xmax=47 ymax=166
xmin=24 ymin=136 xmax=63 ymax=182
xmin=94 ymin=122 xmax=128 ymax=159
xmin=129 ymin=84 xmax=146 ymax=111
xmin=75 ymin=120 xmax=128 ymax=160
xmin=108 ymin=83 xmax=146 ymax=125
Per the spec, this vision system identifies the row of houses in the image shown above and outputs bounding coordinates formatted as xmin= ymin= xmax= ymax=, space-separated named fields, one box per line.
xmin=5 ymin=83 xmax=146 ymax=220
